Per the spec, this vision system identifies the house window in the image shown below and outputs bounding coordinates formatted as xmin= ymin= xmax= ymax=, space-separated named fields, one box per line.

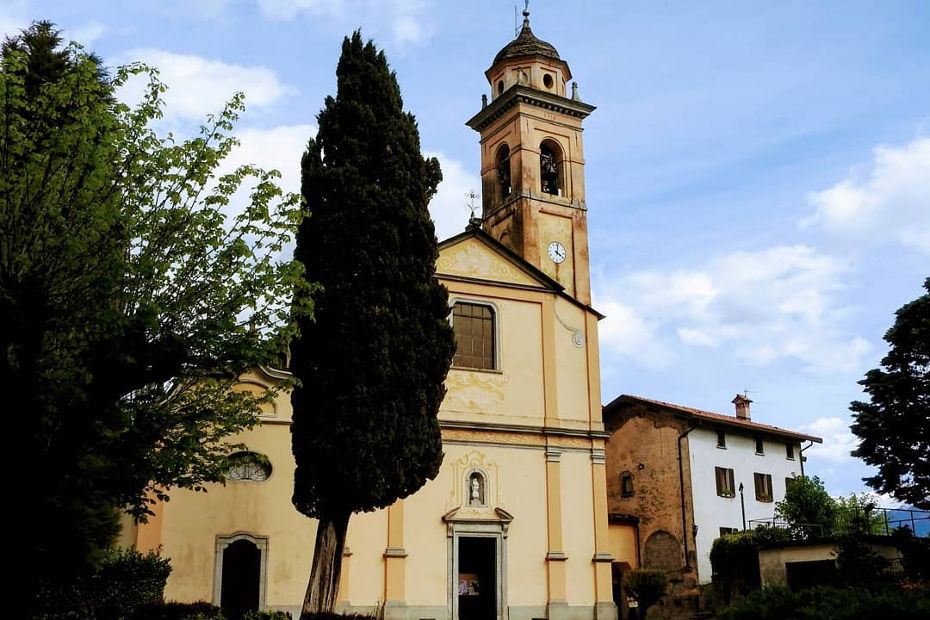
xmin=719 ymin=527 xmax=738 ymax=537
xmin=755 ymin=438 xmax=764 ymax=455
xmin=786 ymin=442 xmax=795 ymax=459
xmin=786 ymin=476 xmax=797 ymax=494
xmin=716 ymin=430 xmax=726 ymax=449
xmin=754 ymin=473 xmax=773 ymax=502
xmin=620 ymin=471 xmax=634 ymax=497
xmin=452 ymin=302 xmax=496 ymax=370
xmin=715 ymin=467 xmax=735 ymax=498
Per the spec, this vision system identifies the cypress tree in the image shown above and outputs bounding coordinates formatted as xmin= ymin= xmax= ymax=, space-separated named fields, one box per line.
xmin=290 ymin=32 xmax=454 ymax=616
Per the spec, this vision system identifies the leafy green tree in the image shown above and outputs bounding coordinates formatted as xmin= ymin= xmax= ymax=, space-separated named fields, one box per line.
xmin=850 ymin=278 xmax=930 ymax=509
xmin=1 ymin=22 xmax=307 ymax=594
xmin=290 ymin=32 xmax=454 ymax=616
xmin=834 ymin=494 xmax=887 ymax=535
xmin=775 ymin=475 xmax=838 ymax=538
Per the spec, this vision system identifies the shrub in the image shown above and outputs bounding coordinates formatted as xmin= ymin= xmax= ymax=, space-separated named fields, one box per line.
xmin=892 ymin=526 xmax=930 ymax=582
xmin=723 ymin=584 xmax=930 ymax=619
xmin=35 ymin=546 xmax=171 ymax=618
xmin=719 ymin=585 xmax=800 ymax=620
xmin=834 ymin=535 xmax=895 ymax=588
xmin=135 ymin=601 xmax=225 ymax=619
xmin=625 ymin=569 xmax=668 ymax=618
xmin=710 ymin=527 xmax=793 ymax=602
xmin=299 ymin=615 xmax=375 ymax=620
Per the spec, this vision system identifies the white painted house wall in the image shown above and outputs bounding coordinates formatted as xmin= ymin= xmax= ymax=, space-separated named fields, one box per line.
xmin=689 ymin=428 xmax=804 ymax=583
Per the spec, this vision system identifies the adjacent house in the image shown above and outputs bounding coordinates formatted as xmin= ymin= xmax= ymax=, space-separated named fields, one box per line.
xmin=602 ymin=394 xmax=822 ymax=585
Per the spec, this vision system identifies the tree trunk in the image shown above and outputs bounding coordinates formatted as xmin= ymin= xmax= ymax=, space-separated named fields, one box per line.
xmin=301 ymin=510 xmax=351 ymax=619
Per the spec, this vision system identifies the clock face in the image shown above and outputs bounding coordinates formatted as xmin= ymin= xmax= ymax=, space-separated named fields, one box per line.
xmin=547 ymin=241 xmax=567 ymax=264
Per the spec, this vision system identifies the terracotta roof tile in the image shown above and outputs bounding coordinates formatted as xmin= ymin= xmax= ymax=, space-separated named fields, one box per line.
xmin=607 ymin=394 xmax=822 ymax=443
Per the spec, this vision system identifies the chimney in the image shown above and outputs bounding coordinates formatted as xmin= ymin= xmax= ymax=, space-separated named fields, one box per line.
xmin=732 ymin=394 xmax=752 ymax=420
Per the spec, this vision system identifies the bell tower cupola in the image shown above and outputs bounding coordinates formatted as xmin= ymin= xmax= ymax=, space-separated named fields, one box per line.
xmin=466 ymin=8 xmax=596 ymax=304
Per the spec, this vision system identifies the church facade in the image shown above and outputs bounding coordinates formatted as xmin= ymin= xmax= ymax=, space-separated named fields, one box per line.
xmin=120 ymin=13 xmax=630 ymax=620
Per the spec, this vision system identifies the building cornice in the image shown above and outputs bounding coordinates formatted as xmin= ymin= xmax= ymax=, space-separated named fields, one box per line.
xmin=466 ymin=85 xmax=596 ymax=133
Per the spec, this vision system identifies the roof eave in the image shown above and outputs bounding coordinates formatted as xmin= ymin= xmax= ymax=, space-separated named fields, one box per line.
xmin=437 ymin=227 xmax=605 ymax=320
xmin=603 ymin=394 xmax=823 ymax=443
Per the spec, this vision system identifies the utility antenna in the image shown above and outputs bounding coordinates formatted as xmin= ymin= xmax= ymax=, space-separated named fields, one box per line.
xmin=514 ymin=5 xmax=518 ymax=36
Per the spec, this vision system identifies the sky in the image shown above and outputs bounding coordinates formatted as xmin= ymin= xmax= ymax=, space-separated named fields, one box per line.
xmin=4 ymin=1 xmax=928 ymax=503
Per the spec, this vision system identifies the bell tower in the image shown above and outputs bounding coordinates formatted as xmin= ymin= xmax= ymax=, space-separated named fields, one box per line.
xmin=466 ymin=9 xmax=596 ymax=304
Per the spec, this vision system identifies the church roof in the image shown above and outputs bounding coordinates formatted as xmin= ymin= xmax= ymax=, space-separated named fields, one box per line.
xmin=493 ymin=13 xmax=561 ymax=64
xmin=437 ymin=226 xmax=604 ymax=320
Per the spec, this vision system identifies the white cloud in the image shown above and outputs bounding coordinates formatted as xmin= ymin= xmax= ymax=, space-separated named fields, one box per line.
xmin=599 ymin=301 xmax=673 ymax=369
xmin=594 ymin=245 xmax=870 ymax=373
xmin=424 ymin=152 xmax=479 ymax=241
xmin=800 ymin=416 xmax=858 ymax=464
xmin=253 ymin=0 xmax=434 ymax=49
xmin=802 ymin=137 xmax=930 ymax=253
xmin=0 ymin=0 xmax=30 ymax=39
xmin=255 ymin=0 xmax=344 ymax=20
xmin=219 ymin=124 xmax=316 ymax=199
xmin=118 ymin=49 xmax=293 ymax=124
xmin=69 ymin=22 xmax=107 ymax=46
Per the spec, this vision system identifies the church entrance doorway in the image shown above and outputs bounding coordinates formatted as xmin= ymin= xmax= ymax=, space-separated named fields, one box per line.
xmin=221 ymin=539 xmax=261 ymax=617
xmin=457 ymin=536 xmax=497 ymax=620
xmin=214 ymin=534 xmax=267 ymax=618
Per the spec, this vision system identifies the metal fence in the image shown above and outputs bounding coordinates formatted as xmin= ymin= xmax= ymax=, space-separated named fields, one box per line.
xmin=748 ymin=506 xmax=929 ymax=539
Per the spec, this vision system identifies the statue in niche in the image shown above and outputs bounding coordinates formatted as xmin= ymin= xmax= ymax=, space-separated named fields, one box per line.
xmin=469 ymin=472 xmax=485 ymax=506
xmin=540 ymin=145 xmax=559 ymax=195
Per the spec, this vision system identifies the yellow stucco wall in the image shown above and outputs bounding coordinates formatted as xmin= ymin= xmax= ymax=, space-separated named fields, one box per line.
xmin=553 ymin=298 xmax=592 ymax=428
xmin=138 ymin=232 xmax=610 ymax=618
xmin=607 ymin=525 xmax=637 ymax=568
xmin=561 ymin=451 xmax=597 ymax=606
xmin=159 ymin=420 xmax=316 ymax=607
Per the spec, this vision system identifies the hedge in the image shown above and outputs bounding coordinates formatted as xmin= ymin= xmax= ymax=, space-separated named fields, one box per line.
xmin=722 ymin=584 xmax=930 ymax=619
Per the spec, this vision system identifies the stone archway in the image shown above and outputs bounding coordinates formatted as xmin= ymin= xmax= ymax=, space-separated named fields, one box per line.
xmin=643 ymin=530 xmax=682 ymax=572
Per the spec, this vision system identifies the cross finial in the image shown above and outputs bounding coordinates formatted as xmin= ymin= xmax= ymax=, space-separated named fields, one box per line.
xmin=465 ymin=190 xmax=482 ymax=230
xmin=523 ymin=0 xmax=530 ymax=26
xmin=466 ymin=189 xmax=479 ymax=217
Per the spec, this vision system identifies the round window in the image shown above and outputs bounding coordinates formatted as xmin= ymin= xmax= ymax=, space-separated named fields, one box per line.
xmin=497 ymin=80 xmax=505 ymax=95
xmin=543 ymin=74 xmax=554 ymax=89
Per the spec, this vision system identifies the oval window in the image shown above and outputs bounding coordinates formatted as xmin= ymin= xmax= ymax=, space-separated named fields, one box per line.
xmin=543 ymin=73 xmax=554 ymax=89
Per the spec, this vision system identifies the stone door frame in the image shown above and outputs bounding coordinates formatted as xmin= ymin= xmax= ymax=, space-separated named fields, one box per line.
xmin=443 ymin=507 xmax=513 ymax=620
xmin=213 ymin=531 xmax=269 ymax=611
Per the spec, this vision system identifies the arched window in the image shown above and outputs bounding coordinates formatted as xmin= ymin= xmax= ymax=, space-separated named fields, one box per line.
xmin=539 ymin=140 xmax=562 ymax=196
xmin=452 ymin=302 xmax=496 ymax=370
xmin=226 ymin=452 xmax=272 ymax=482
xmin=496 ymin=144 xmax=511 ymax=199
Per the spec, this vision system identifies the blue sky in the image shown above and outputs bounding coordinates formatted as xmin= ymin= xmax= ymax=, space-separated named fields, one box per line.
xmin=5 ymin=1 xmax=928 ymax=502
